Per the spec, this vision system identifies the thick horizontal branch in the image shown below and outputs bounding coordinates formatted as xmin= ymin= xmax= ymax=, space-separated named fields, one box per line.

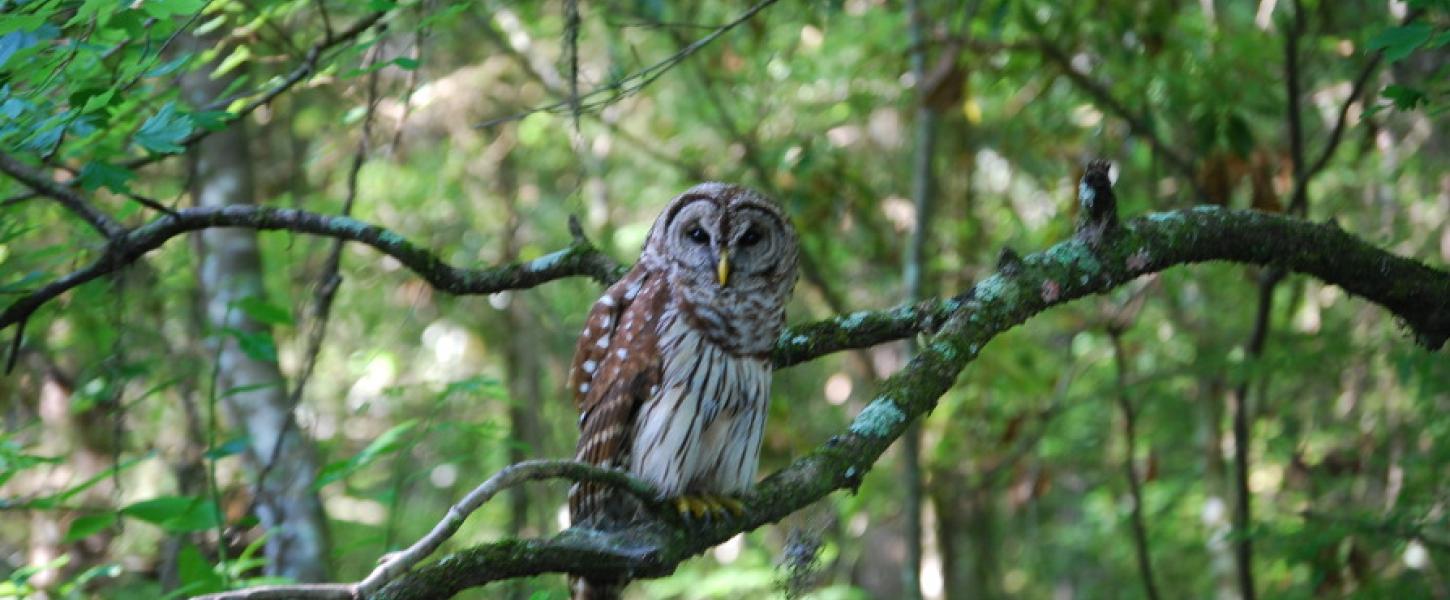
xmin=8 ymin=204 xmax=1447 ymax=371
xmin=16 ymin=182 xmax=1445 ymax=596
xmin=0 ymin=206 xmax=626 ymax=333
xmin=363 ymin=207 xmax=1448 ymax=599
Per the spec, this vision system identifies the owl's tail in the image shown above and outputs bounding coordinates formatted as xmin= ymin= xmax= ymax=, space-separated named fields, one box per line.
xmin=570 ymin=575 xmax=625 ymax=600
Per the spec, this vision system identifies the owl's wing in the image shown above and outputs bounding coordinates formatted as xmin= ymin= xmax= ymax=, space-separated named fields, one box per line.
xmin=568 ymin=267 xmax=666 ymax=522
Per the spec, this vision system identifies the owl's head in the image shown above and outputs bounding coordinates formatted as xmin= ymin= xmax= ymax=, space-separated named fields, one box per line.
xmin=642 ymin=183 xmax=799 ymax=299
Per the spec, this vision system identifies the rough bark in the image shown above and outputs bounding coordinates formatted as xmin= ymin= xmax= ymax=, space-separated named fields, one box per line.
xmin=181 ymin=33 xmax=330 ymax=582
xmin=360 ymin=207 xmax=1448 ymax=598
xmin=4 ymin=169 xmax=1450 ymax=599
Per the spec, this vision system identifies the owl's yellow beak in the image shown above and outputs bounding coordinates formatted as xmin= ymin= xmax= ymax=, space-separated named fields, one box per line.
xmin=717 ymin=251 xmax=731 ymax=287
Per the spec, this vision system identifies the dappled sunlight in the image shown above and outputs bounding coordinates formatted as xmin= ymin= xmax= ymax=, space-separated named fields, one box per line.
xmin=0 ymin=0 xmax=1445 ymax=598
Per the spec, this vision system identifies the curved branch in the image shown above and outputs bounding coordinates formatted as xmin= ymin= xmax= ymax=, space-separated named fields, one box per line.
xmin=0 ymin=206 xmax=626 ymax=332
xmin=0 ymin=151 xmax=125 ymax=239
xmin=193 ymin=460 xmax=665 ymax=600
xmin=28 ymin=184 xmax=1440 ymax=598
xmin=364 ymin=207 xmax=1447 ymax=599
xmin=7 ymin=204 xmax=1447 ymax=365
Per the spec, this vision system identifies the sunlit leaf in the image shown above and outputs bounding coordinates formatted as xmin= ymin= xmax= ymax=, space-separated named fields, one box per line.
xmin=235 ymin=296 xmax=293 ymax=327
xmin=122 ymin=495 xmax=220 ymax=532
xmin=223 ymin=327 xmax=278 ymax=363
xmin=314 ymin=419 xmax=420 ymax=489
xmin=63 ymin=513 xmax=117 ymax=543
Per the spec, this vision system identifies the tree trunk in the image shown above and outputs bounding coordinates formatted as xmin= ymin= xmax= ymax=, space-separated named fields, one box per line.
xmin=181 ymin=33 xmax=330 ymax=582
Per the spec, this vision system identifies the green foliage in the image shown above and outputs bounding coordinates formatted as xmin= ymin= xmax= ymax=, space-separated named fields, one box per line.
xmin=1 ymin=0 xmax=1447 ymax=598
xmin=314 ymin=419 xmax=420 ymax=490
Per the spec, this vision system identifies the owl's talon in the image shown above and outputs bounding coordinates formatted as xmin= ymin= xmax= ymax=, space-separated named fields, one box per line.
xmin=671 ymin=494 xmax=745 ymax=525
xmin=718 ymin=496 xmax=746 ymax=517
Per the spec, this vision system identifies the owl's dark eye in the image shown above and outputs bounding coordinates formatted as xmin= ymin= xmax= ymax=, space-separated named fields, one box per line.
xmin=738 ymin=227 xmax=763 ymax=247
xmin=686 ymin=226 xmax=710 ymax=244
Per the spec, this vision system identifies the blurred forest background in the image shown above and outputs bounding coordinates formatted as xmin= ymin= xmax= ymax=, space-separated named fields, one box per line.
xmin=1 ymin=0 xmax=1448 ymax=598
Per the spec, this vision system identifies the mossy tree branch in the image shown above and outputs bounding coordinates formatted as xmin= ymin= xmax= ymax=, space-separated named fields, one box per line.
xmin=6 ymin=171 xmax=1448 ymax=599
xmin=362 ymin=203 xmax=1447 ymax=600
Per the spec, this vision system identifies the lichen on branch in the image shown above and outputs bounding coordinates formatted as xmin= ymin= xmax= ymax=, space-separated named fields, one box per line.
xmin=5 ymin=173 xmax=1448 ymax=599
xmin=368 ymin=205 xmax=1448 ymax=599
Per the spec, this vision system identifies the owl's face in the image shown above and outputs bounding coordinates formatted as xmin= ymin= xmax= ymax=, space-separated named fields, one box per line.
xmin=643 ymin=183 xmax=798 ymax=297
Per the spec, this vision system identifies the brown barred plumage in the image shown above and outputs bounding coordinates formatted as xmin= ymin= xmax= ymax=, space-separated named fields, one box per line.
xmin=567 ymin=183 xmax=799 ymax=599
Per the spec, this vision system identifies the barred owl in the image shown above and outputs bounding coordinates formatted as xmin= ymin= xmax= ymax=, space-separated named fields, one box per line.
xmin=567 ymin=183 xmax=799 ymax=599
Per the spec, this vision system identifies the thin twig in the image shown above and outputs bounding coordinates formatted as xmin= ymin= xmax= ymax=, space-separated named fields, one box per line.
xmin=386 ymin=2 xmax=428 ymax=158
xmin=476 ymin=0 xmax=781 ymax=127
xmin=121 ymin=12 xmax=389 ymax=171
xmin=252 ymin=35 xmax=390 ymax=516
xmin=1109 ymin=329 xmax=1162 ymax=600
xmin=1028 ymin=36 xmax=1205 ymax=201
xmin=565 ymin=0 xmax=581 ymax=136
xmin=476 ymin=9 xmax=708 ymax=179
xmin=1224 ymin=11 xmax=1419 ymax=597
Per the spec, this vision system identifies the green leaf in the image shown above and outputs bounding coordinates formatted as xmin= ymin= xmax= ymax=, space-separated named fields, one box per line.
xmin=56 ymin=563 xmax=122 ymax=594
xmin=121 ymin=496 xmax=195 ymax=525
xmin=22 ymin=453 xmax=151 ymax=509
xmin=78 ymin=162 xmax=135 ymax=194
xmin=134 ymin=102 xmax=194 ymax=154
xmin=141 ymin=0 xmax=207 ymax=18
xmin=440 ymin=375 xmax=505 ymax=399
xmin=63 ymin=513 xmax=117 ymax=543
xmin=205 ymin=436 xmax=250 ymax=459
xmin=1368 ymin=23 xmax=1434 ymax=62
xmin=212 ymin=44 xmax=251 ymax=79
xmin=1383 ymin=84 xmax=1428 ymax=110
xmin=1191 ymin=108 xmax=1218 ymax=150
xmin=235 ymin=296 xmax=293 ymax=326
xmin=192 ymin=110 xmax=233 ymax=131
xmin=314 ymin=419 xmax=420 ymax=490
xmin=174 ymin=542 xmax=224 ymax=596
xmin=146 ymin=55 xmax=192 ymax=78
xmin=1431 ymin=30 xmax=1450 ymax=49
xmin=164 ymin=499 xmax=222 ymax=532
xmin=223 ymin=327 xmax=278 ymax=362
xmin=1225 ymin=113 xmax=1254 ymax=158
xmin=122 ymin=495 xmax=219 ymax=532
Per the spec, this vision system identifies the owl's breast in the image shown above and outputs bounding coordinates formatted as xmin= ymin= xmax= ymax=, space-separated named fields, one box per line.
xmin=629 ymin=314 xmax=773 ymax=496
